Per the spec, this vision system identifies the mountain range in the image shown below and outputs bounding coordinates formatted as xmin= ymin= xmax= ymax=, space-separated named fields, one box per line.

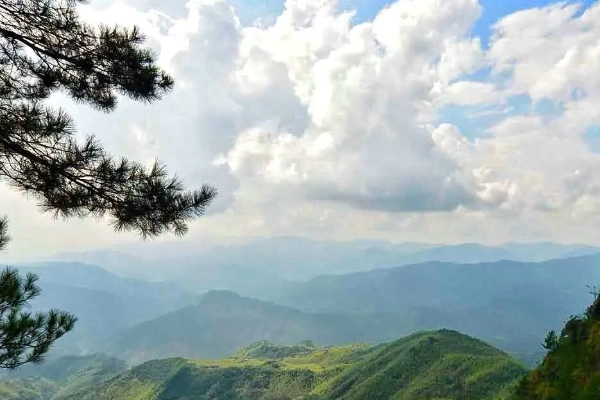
xmin=2 ymin=238 xmax=600 ymax=399
xmin=9 ymin=249 xmax=600 ymax=366
xmin=49 ymin=238 xmax=600 ymax=296
xmin=101 ymin=290 xmax=412 ymax=365
xmin=99 ymin=254 xmax=600 ymax=367
xmin=267 ymin=255 xmax=600 ymax=363
xmin=12 ymin=262 xmax=195 ymax=356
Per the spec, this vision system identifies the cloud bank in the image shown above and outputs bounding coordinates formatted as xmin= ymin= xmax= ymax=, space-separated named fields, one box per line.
xmin=3 ymin=0 xmax=600 ymax=259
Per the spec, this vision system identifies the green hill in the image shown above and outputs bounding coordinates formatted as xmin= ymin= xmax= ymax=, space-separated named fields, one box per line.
xmin=0 ymin=354 xmax=126 ymax=400
xmin=323 ymin=330 xmax=525 ymax=400
xmin=235 ymin=340 xmax=321 ymax=359
xmin=60 ymin=330 xmax=526 ymax=400
xmin=0 ymin=378 xmax=58 ymax=400
xmin=510 ymin=291 xmax=600 ymax=400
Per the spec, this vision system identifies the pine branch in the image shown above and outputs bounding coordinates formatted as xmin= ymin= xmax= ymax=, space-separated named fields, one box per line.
xmin=0 ymin=0 xmax=217 ymax=239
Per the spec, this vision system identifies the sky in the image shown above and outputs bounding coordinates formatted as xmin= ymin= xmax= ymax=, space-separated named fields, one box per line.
xmin=3 ymin=0 xmax=600 ymax=261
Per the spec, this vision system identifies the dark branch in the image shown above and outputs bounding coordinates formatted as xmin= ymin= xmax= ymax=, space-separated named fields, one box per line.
xmin=0 ymin=0 xmax=217 ymax=239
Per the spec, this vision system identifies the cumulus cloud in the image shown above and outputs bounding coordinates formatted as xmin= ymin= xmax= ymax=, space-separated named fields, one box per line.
xmin=217 ymin=0 xmax=487 ymax=214
xmin=5 ymin=0 xmax=600 ymax=260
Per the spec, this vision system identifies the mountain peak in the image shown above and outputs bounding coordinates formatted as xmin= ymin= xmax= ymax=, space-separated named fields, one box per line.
xmin=200 ymin=290 xmax=244 ymax=303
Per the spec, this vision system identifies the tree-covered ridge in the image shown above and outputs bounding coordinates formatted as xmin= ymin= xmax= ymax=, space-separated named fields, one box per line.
xmin=322 ymin=330 xmax=526 ymax=400
xmin=511 ymin=291 xmax=600 ymax=400
xmin=0 ymin=378 xmax=57 ymax=400
xmin=51 ymin=330 xmax=526 ymax=400
xmin=0 ymin=354 xmax=126 ymax=399
xmin=234 ymin=340 xmax=322 ymax=360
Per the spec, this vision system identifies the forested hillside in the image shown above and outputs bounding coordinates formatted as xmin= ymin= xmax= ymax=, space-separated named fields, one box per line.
xmin=0 ymin=355 xmax=126 ymax=400
xmin=511 ymin=291 xmax=600 ymax=399
xmin=32 ymin=330 xmax=525 ymax=400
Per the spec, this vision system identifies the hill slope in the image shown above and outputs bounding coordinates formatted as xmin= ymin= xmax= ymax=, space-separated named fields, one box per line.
xmin=104 ymin=291 xmax=411 ymax=364
xmin=270 ymin=255 xmax=600 ymax=363
xmin=63 ymin=330 xmax=527 ymax=400
xmin=324 ymin=330 xmax=524 ymax=400
xmin=0 ymin=354 xmax=126 ymax=400
xmin=14 ymin=262 xmax=193 ymax=356
xmin=510 ymin=292 xmax=600 ymax=400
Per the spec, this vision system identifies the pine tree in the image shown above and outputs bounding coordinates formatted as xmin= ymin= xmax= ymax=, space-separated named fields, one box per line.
xmin=0 ymin=0 xmax=217 ymax=368
xmin=0 ymin=266 xmax=76 ymax=369
xmin=542 ymin=330 xmax=558 ymax=352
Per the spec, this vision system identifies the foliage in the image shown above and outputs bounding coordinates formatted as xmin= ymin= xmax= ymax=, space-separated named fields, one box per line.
xmin=542 ymin=330 xmax=558 ymax=352
xmin=0 ymin=353 xmax=125 ymax=399
xmin=318 ymin=330 xmax=526 ymax=400
xmin=235 ymin=340 xmax=319 ymax=360
xmin=0 ymin=268 xmax=75 ymax=369
xmin=0 ymin=0 xmax=217 ymax=370
xmin=52 ymin=330 xmax=526 ymax=400
xmin=0 ymin=378 xmax=57 ymax=400
xmin=0 ymin=0 xmax=217 ymax=240
xmin=510 ymin=291 xmax=600 ymax=400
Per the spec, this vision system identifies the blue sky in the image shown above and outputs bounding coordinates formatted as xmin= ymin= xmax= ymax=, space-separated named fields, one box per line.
xmin=226 ymin=0 xmax=599 ymax=145
xmin=474 ymin=0 xmax=597 ymax=45
xmin=231 ymin=0 xmax=597 ymax=45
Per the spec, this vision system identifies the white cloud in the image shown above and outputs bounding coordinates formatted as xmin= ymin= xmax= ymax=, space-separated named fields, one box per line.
xmin=489 ymin=2 xmax=600 ymax=102
xmin=218 ymin=0 xmax=486 ymax=215
xmin=435 ymin=81 xmax=500 ymax=106
xmin=6 ymin=0 xmax=600 ymax=261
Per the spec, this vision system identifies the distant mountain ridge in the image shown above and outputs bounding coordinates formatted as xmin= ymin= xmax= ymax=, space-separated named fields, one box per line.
xmin=47 ymin=238 xmax=600 ymax=295
xmin=267 ymin=254 xmax=600 ymax=364
xmin=30 ymin=254 xmax=600 ymax=366
xmin=12 ymin=262 xmax=195 ymax=357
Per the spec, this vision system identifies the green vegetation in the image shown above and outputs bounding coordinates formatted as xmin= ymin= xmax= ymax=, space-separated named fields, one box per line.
xmin=511 ymin=291 xmax=600 ymax=400
xmin=0 ymin=378 xmax=57 ymax=400
xmin=0 ymin=268 xmax=76 ymax=369
xmin=235 ymin=340 xmax=321 ymax=359
xmin=321 ymin=330 xmax=525 ymax=400
xmin=50 ymin=330 xmax=526 ymax=400
xmin=0 ymin=354 xmax=126 ymax=399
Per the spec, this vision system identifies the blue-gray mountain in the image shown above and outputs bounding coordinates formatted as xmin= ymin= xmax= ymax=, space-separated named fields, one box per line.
xmin=50 ymin=238 xmax=600 ymax=297
xmin=267 ymin=255 xmax=600 ymax=364
xmin=11 ymin=244 xmax=600 ymax=368
xmin=12 ymin=262 xmax=195 ymax=357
